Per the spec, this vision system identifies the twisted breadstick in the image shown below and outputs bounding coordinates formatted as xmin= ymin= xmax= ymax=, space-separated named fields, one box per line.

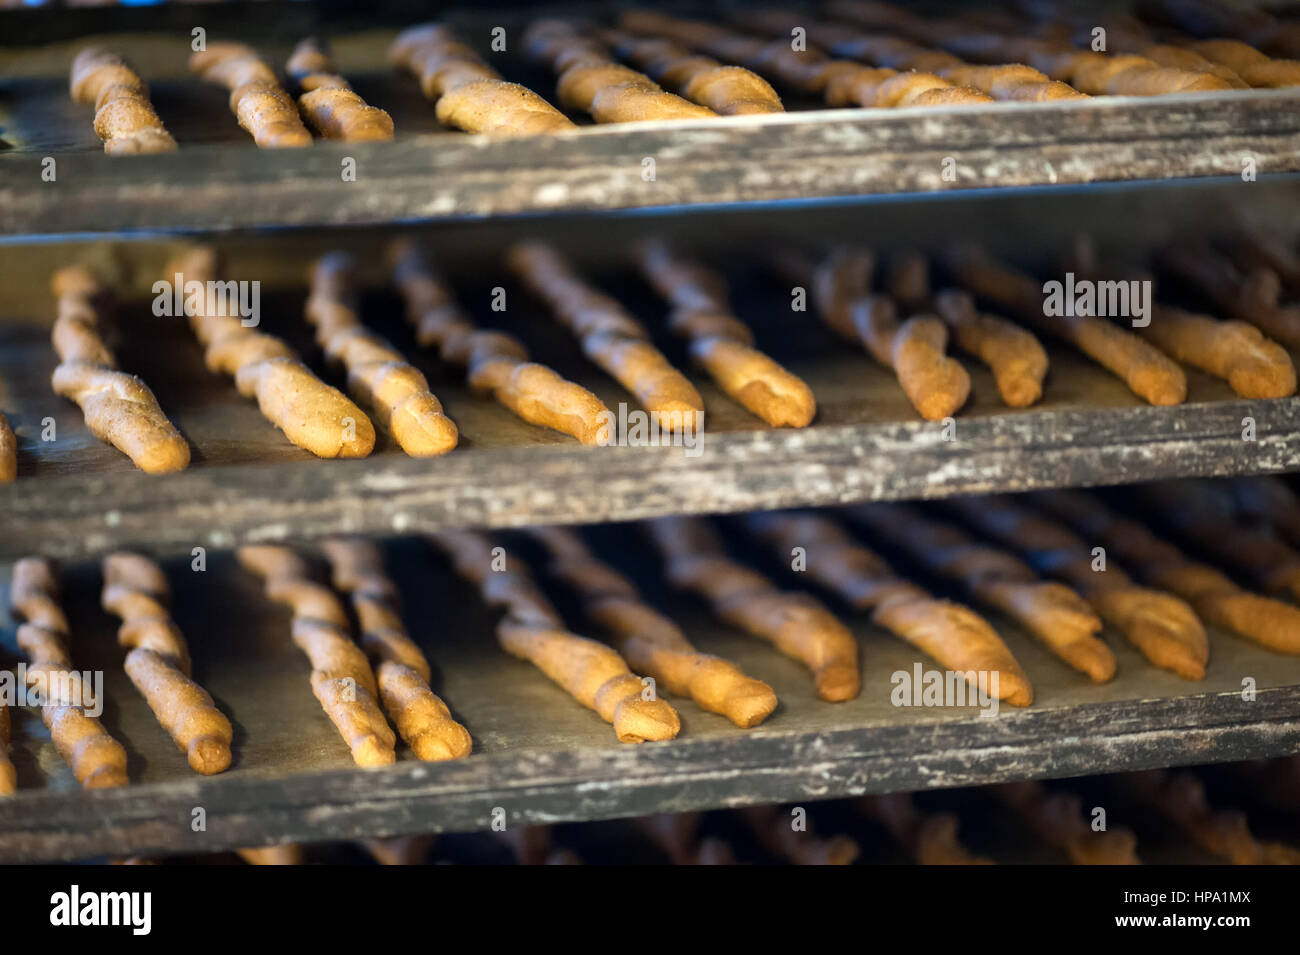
xmin=933 ymin=289 xmax=1048 ymax=407
xmin=857 ymin=794 xmax=994 ymax=865
xmin=637 ymin=242 xmax=814 ymax=427
xmin=1185 ymin=39 xmax=1300 ymax=87
xmin=507 ymin=242 xmax=704 ymax=432
xmin=10 ymin=558 xmax=129 ymax=789
xmin=239 ymin=545 xmax=395 ymax=767
xmin=525 ymin=19 xmax=718 ymax=123
xmin=848 ymin=503 xmax=1114 ymax=682
xmin=70 ymin=47 xmax=177 ymax=154
xmin=307 ymin=253 xmax=457 ymax=457
xmin=190 ymin=42 xmax=312 ymax=147
xmin=992 ymin=780 xmax=1140 ymax=865
xmin=0 ymin=693 xmax=15 ymax=795
xmin=430 ymin=531 xmax=681 ymax=743
xmin=740 ymin=804 xmax=860 ymax=865
xmin=747 ymin=511 xmax=1034 ymax=706
xmin=390 ymin=24 xmax=576 ymax=136
xmin=168 ymin=247 xmax=375 ymax=458
xmin=51 ymin=266 xmax=190 ymax=474
xmin=285 ymin=38 xmax=394 ymax=141
xmin=528 ymin=525 xmax=778 ymax=727
xmin=389 ymin=241 xmax=609 ymax=445
xmin=0 ymin=414 xmax=16 ymax=482
xmin=1033 ymin=489 xmax=1300 ymax=656
xmin=646 ymin=515 xmax=861 ymax=702
xmin=320 ymin=538 xmax=472 ymax=760
xmin=1159 ymin=241 xmax=1300 ymax=350
xmin=943 ymin=494 xmax=1209 ymax=680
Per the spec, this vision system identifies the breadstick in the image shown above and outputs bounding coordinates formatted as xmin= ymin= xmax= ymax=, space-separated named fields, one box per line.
xmin=70 ymin=47 xmax=177 ymax=154
xmin=1144 ymin=0 xmax=1300 ymax=58
xmin=238 ymin=546 xmax=395 ymax=767
xmin=0 ymin=692 xmax=16 ymax=795
xmin=0 ymin=413 xmax=16 ymax=482
xmin=739 ymin=804 xmax=860 ymax=866
xmin=1033 ymin=489 xmax=1300 ymax=656
xmin=645 ymin=515 xmax=861 ymax=702
xmin=50 ymin=266 xmax=190 ymax=474
xmin=10 ymin=558 xmax=128 ymax=789
xmin=943 ymin=494 xmax=1209 ymax=680
xmin=524 ymin=19 xmax=719 ymax=123
xmin=237 ymin=845 xmax=304 ymax=865
xmin=285 ymin=38 xmax=394 ymax=141
xmin=1185 ymin=39 xmax=1300 ymax=88
xmin=319 ymin=537 xmax=472 ymax=761
xmin=857 ymin=793 xmax=994 ymax=865
xmin=746 ymin=511 xmax=1033 ymax=705
xmin=991 ymin=780 xmax=1140 ymax=865
xmin=507 ymin=242 xmax=704 ymax=432
xmin=189 ymin=42 xmax=312 ymax=147
xmin=637 ymin=242 xmax=815 ymax=427
xmin=933 ymin=289 xmax=1048 ymax=407
xmin=527 ymin=525 xmax=778 ymax=727
xmin=1159 ymin=241 xmax=1300 ymax=349
xmin=848 ymin=503 xmax=1114 ymax=682
xmin=306 ymin=253 xmax=457 ymax=457
xmin=430 ymin=531 xmax=680 ymax=743
xmin=167 ymin=247 xmax=375 ymax=458
xmin=390 ymin=24 xmax=576 ymax=136
xmin=388 ymin=241 xmax=610 ymax=445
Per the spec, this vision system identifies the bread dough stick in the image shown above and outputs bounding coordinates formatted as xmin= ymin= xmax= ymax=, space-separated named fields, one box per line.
xmin=739 ymin=804 xmax=860 ymax=865
xmin=238 ymin=546 xmax=395 ymax=767
xmin=1033 ymin=489 xmax=1300 ymax=656
xmin=429 ymin=531 xmax=680 ymax=743
xmin=947 ymin=245 xmax=1186 ymax=405
xmin=1229 ymin=476 xmax=1300 ymax=549
xmin=524 ymin=19 xmax=718 ymax=123
xmin=645 ymin=515 xmax=861 ymax=702
xmin=746 ymin=511 xmax=1033 ymax=706
xmin=70 ymin=47 xmax=177 ymax=154
xmin=390 ymin=24 xmax=576 ymax=136
xmin=1159 ymin=241 xmax=1300 ymax=349
xmin=50 ymin=266 xmax=190 ymax=474
xmin=388 ymin=241 xmax=610 ymax=445
xmin=307 ymin=253 xmax=457 ymax=457
xmin=991 ymin=780 xmax=1140 ymax=864
xmin=1185 ymin=39 xmax=1300 ymax=88
xmin=527 ymin=525 xmax=778 ymax=727
xmin=943 ymin=494 xmax=1208 ymax=680
xmin=637 ymin=242 xmax=815 ymax=427
xmin=0 ymin=691 xmax=16 ymax=795
xmin=857 ymin=793 xmax=994 ymax=865
xmin=189 ymin=42 xmax=312 ymax=147
xmin=933 ymin=289 xmax=1048 ymax=407
xmin=507 ymin=242 xmax=704 ymax=433
xmin=0 ymin=413 xmax=16 ymax=482
xmin=10 ymin=558 xmax=128 ymax=789
xmin=167 ymin=246 xmax=375 ymax=458
xmin=319 ymin=537 xmax=472 ymax=761
xmin=285 ymin=38 xmax=394 ymax=141
xmin=848 ymin=503 xmax=1114 ymax=681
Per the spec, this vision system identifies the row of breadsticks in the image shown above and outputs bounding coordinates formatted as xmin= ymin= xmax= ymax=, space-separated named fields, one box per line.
xmin=6 ymin=475 xmax=1300 ymax=795
xmin=69 ymin=3 xmax=1300 ymax=154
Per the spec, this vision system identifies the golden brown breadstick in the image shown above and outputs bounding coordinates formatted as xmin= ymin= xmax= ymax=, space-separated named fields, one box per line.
xmin=740 ymin=804 xmax=860 ymax=865
xmin=238 ymin=545 xmax=395 ymax=767
xmin=0 ymin=692 xmax=16 ymax=795
xmin=525 ymin=19 xmax=719 ymax=123
xmin=390 ymin=23 xmax=574 ymax=136
xmin=1159 ymin=241 xmax=1300 ymax=350
xmin=189 ymin=42 xmax=312 ymax=147
xmin=1185 ymin=39 xmax=1300 ymax=88
xmin=50 ymin=266 xmax=190 ymax=474
xmin=507 ymin=242 xmax=704 ymax=432
xmin=70 ymin=47 xmax=177 ymax=154
xmin=992 ymin=780 xmax=1140 ymax=865
xmin=527 ymin=525 xmax=778 ymax=727
xmin=944 ymin=494 xmax=1208 ymax=680
xmin=430 ymin=531 xmax=680 ymax=743
xmin=285 ymin=38 xmax=394 ymax=142
xmin=388 ymin=241 xmax=610 ymax=445
xmin=646 ymin=515 xmax=862 ymax=702
xmin=857 ymin=793 xmax=994 ymax=865
xmin=168 ymin=246 xmax=375 ymax=458
xmin=307 ymin=253 xmax=457 ymax=457
xmin=101 ymin=552 xmax=190 ymax=674
xmin=933 ymin=290 xmax=1048 ymax=407
xmin=848 ymin=503 xmax=1114 ymax=682
xmin=10 ymin=558 xmax=129 ymax=789
xmin=637 ymin=242 xmax=814 ymax=427
xmin=0 ymin=414 xmax=16 ymax=482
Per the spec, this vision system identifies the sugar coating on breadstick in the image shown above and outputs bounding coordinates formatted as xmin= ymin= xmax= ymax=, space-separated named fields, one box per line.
xmin=390 ymin=24 xmax=576 ymax=136
xmin=638 ymin=242 xmax=814 ymax=427
xmin=0 ymin=693 xmax=16 ymax=795
xmin=430 ymin=530 xmax=681 ymax=743
xmin=190 ymin=42 xmax=312 ymax=147
xmin=993 ymin=780 xmax=1140 ymax=864
xmin=934 ymin=289 xmax=1048 ymax=407
xmin=507 ymin=242 xmax=704 ymax=432
xmin=50 ymin=266 xmax=190 ymax=474
xmin=70 ymin=47 xmax=177 ymax=155
xmin=858 ymin=793 xmax=994 ymax=865
xmin=168 ymin=247 xmax=375 ymax=458
xmin=10 ymin=558 xmax=129 ymax=789
xmin=307 ymin=252 xmax=457 ymax=457
xmin=646 ymin=515 xmax=862 ymax=702
xmin=286 ymin=38 xmax=394 ymax=142
xmin=238 ymin=546 xmax=395 ymax=766
xmin=0 ymin=413 xmax=16 ymax=482
xmin=389 ymin=241 xmax=610 ymax=445
xmin=528 ymin=525 xmax=778 ymax=727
